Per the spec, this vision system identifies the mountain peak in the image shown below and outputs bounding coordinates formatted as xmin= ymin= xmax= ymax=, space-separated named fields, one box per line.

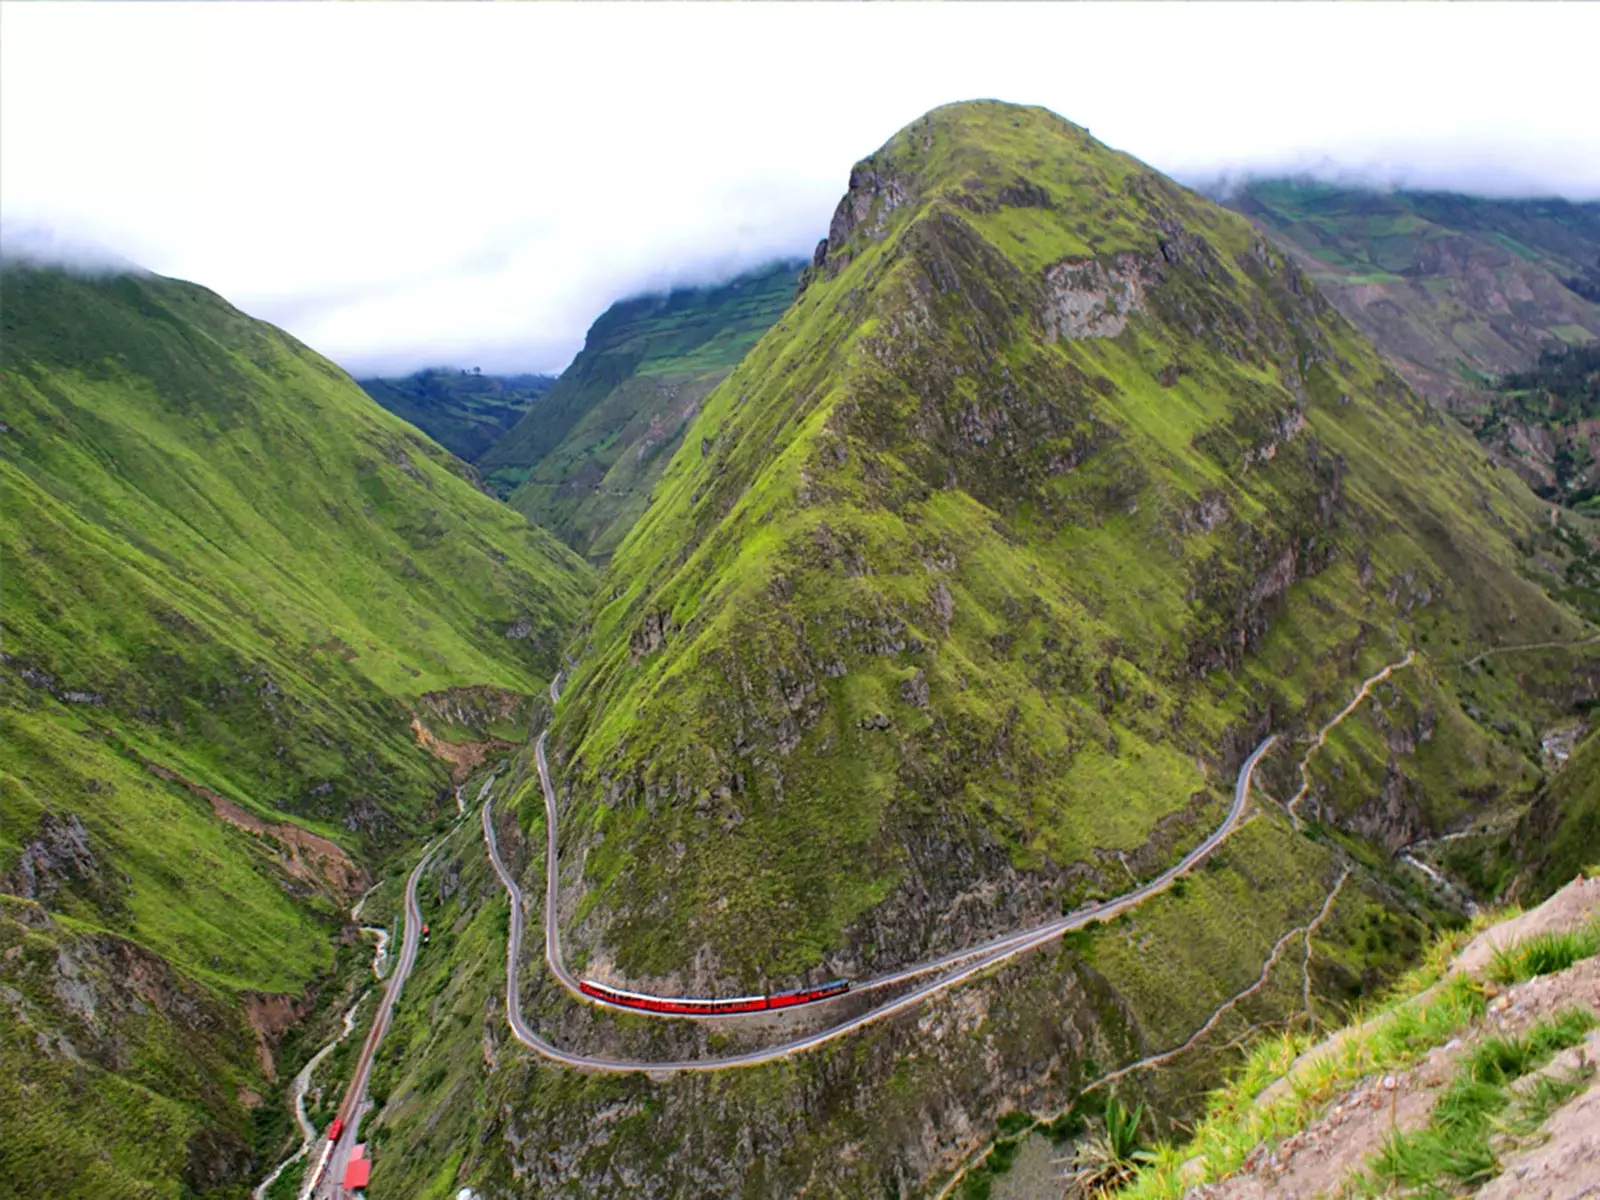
xmin=808 ymin=100 xmax=1208 ymax=292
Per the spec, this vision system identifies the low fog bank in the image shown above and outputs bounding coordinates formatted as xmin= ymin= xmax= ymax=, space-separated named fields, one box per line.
xmin=0 ymin=222 xmax=148 ymax=276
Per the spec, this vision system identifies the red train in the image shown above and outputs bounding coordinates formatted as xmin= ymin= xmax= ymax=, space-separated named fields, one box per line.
xmin=578 ymin=978 xmax=850 ymax=1015
xmin=327 ymin=1117 xmax=344 ymax=1142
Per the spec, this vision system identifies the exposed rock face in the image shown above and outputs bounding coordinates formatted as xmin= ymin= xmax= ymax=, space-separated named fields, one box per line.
xmin=1040 ymin=254 xmax=1152 ymax=341
xmin=629 ymin=610 xmax=674 ymax=664
xmin=490 ymin=949 xmax=1138 ymax=1200
xmin=2 ymin=811 xmax=98 ymax=904
xmin=1346 ymin=759 xmax=1427 ymax=852
xmin=0 ymin=902 xmax=261 ymax=1193
xmin=241 ymin=990 xmax=309 ymax=1080
xmin=819 ymin=161 xmax=912 ymax=278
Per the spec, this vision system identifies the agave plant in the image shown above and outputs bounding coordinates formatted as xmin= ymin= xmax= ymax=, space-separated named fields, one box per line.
xmin=1060 ymin=1099 xmax=1154 ymax=1198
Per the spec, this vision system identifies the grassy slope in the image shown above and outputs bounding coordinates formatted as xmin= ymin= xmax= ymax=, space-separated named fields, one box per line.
xmin=357 ymin=368 xmax=554 ymax=463
xmin=538 ymin=101 xmax=1587 ymax=994
xmin=0 ymin=264 xmax=595 ymax=1197
xmin=1224 ymin=180 xmax=1600 ymax=403
xmin=480 ymin=261 xmax=802 ymax=557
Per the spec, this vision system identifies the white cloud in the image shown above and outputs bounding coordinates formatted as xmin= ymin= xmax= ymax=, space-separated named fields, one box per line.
xmin=4 ymin=2 xmax=1597 ymax=375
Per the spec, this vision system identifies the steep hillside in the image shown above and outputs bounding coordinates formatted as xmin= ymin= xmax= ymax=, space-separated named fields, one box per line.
xmin=0 ymin=264 xmax=595 ymax=1197
xmin=555 ymin=103 xmax=1588 ymax=992
xmin=354 ymin=102 xmax=1597 ymax=1199
xmin=1511 ymin=728 xmax=1600 ymax=902
xmin=479 ymin=261 xmax=802 ymax=557
xmin=357 ymin=367 xmax=554 ymax=463
xmin=1471 ymin=341 xmax=1600 ymax=512
xmin=1224 ymin=180 xmax=1600 ymax=405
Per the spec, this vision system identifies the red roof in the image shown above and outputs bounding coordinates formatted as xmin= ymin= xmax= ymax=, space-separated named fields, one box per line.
xmin=343 ymin=1159 xmax=372 ymax=1189
xmin=351 ymin=1144 xmax=367 ymax=1161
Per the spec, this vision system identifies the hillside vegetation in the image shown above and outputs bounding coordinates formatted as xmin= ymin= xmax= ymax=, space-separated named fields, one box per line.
xmin=357 ymin=367 xmax=554 ymax=463
xmin=479 ymin=261 xmax=801 ymax=557
xmin=0 ymin=264 xmax=595 ymax=1197
xmin=551 ymin=101 xmax=1589 ymax=994
xmin=336 ymin=102 xmax=1596 ymax=1199
xmin=1471 ymin=341 xmax=1600 ymax=513
xmin=1225 ymin=180 xmax=1600 ymax=405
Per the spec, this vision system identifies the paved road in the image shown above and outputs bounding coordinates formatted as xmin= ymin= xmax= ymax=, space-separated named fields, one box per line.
xmin=311 ymin=832 xmax=444 ymax=1198
xmin=483 ymin=704 xmax=1276 ymax=1074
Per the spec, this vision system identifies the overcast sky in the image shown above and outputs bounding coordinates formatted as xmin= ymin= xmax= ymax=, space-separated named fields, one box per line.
xmin=4 ymin=3 xmax=1597 ymax=376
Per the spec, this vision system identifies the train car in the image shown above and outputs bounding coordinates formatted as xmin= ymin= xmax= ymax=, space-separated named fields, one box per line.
xmin=765 ymin=980 xmax=850 ymax=1010
xmin=578 ymin=978 xmax=850 ymax=1015
xmin=327 ymin=1117 xmax=344 ymax=1142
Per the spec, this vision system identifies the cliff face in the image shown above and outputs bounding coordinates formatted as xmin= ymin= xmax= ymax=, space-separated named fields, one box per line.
xmin=545 ymin=101 xmax=1581 ymax=995
xmin=0 ymin=899 xmax=268 ymax=1195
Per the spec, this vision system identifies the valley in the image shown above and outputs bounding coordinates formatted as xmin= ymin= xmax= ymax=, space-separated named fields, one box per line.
xmin=4 ymin=96 xmax=1599 ymax=1200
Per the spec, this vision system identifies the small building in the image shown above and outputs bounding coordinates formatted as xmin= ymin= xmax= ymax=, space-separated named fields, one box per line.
xmin=343 ymin=1155 xmax=372 ymax=1192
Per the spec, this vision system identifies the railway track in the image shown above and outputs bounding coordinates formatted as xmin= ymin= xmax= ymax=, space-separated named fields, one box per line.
xmin=480 ymin=678 xmax=1276 ymax=1073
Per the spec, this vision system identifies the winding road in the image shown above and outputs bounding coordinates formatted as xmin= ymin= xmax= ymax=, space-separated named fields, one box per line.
xmin=311 ymin=831 xmax=445 ymax=1198
xmin=481 ymin=685 xmax=1277 ymax=1073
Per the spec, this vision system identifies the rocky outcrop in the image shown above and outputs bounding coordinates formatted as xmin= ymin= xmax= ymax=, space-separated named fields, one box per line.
xmin=1040 ymin=254 xmax=1153 ymax=341
xmin=1345 ymin=759 xmax=1428 ymax=853
xmin=409 ymin=715 xmax=516 ymax=786
xmin=629 ymin=609 xmax=675 ymax=664
xmin=241 ymin=990 xmax=310 ymax=1081
xmin=0 ymin=901 xmax=261 ymax=1193
xmin=2 ymin=811 xmax=100 ymax=905
xmin=415 ymin=684 xmax=535 ymax=739
xmin=812 ymin=160 xmax=913 ymax=281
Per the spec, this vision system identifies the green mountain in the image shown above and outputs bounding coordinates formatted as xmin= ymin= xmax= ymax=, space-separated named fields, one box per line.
xmin=1471 ymin=342 xmax=1600 ymax=516
xmin=356 ymin=367 xmax=554 ymax=463
xmin=361 ymin=102 xmax=1598 ymax=1197
xmin=1223 ymin=180 xmax=1600 ymax=404
xmin=477 ymin=260 xmax=802 ymax=558
xmin=0 ymin=264 xmax=595 ymax=1196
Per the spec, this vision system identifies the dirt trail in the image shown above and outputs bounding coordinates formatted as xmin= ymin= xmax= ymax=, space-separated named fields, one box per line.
xmin=1087 ymin=869 xmax=1351 ymax=1096
xmin=1458 ymin=631 xmax=1600 ymax=668
xmin=1285 ymin=650 xmax=1415 ymax=829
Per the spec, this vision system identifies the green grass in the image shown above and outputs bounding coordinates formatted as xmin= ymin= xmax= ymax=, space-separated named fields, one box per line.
xmin=1514 ymin=725 xmax=1600 ymax=900
xmin=1224 ymin=181 xmax=1600 ymax=402
xmin=0 ymin=263 xmax=597 ymax=1197
xmin=1487 ymin=922 xmax=1600 ymax=986
xmin=357 ymin=368 xmax=554 ymax=463
xmin=527 ymin=99 xmax=1584 ymax=990
xmin=1358 ymin=1007 xmax=1597 ymax=1196
xmin=1116 ymin=973 xmax=1492 ymax=1199
xmin=1109 ymin=897 xmax=1600 ymax=1200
